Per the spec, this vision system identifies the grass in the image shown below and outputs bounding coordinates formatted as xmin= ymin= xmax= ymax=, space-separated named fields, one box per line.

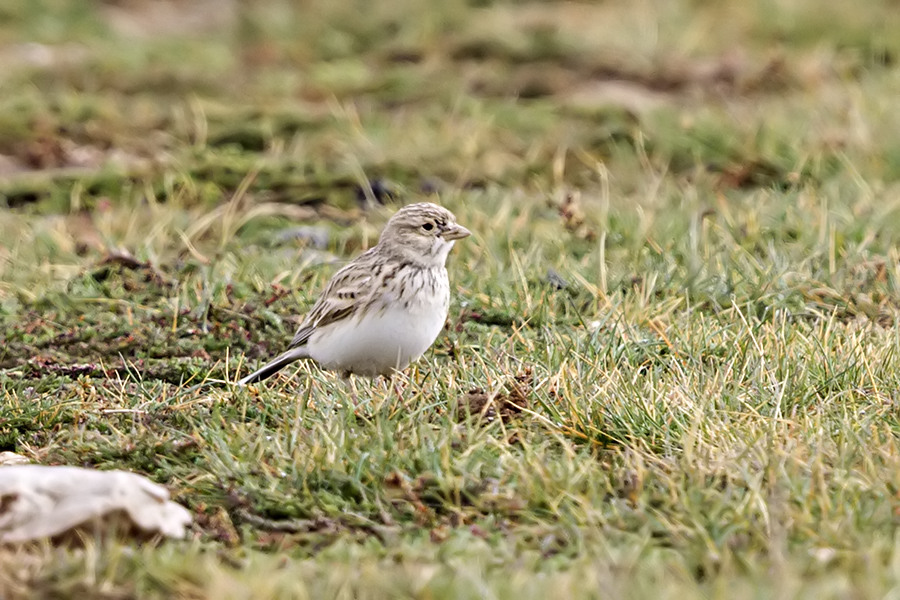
xmin=2 ymin=0 xmax=900 ymax=597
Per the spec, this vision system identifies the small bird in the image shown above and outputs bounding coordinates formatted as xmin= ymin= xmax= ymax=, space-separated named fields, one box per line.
xmin=238 ymin=202 xmax=471 ymax=385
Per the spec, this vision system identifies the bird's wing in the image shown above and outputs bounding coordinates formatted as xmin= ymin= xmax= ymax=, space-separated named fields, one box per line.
xmin=289 ymin=255 xmax=375 ymax=348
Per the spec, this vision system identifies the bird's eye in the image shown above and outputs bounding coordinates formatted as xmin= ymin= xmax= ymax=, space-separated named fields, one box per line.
xmin=422 ymin=222 xmax=434 ymax=231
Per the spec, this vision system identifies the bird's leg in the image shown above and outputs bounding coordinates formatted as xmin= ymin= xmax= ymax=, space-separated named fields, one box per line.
xmin=378 ymin=372 xmax=410 ymax=417
xmin=389 ymin=374 xmax=407 ymax=398
xmin=344 ymin=372 xmax=361 ymax=409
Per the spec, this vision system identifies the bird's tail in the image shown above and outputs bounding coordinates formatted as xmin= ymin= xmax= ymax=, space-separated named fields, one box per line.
xmin=237 ymin=347 xmax=310 ymax=385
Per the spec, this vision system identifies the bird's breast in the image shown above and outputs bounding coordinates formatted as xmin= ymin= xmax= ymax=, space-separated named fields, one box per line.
xmin=306 ymin=268 xmax=450 ymax=376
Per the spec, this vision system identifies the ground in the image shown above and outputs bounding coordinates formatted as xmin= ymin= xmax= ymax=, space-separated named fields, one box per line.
xmin=2 ymin=0 xmax=900 ymax=598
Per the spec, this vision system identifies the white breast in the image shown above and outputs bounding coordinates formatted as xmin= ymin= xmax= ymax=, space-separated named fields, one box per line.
xmin=306 ymin=270 xmax=450 ymax=376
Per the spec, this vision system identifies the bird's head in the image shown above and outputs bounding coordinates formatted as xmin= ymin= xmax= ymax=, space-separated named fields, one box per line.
xmin=379 ymin=202 xmax=471 ymax=267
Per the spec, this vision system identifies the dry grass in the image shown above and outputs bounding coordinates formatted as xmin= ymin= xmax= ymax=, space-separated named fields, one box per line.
xmin=3 ymin=0 xmax=900 ymax=598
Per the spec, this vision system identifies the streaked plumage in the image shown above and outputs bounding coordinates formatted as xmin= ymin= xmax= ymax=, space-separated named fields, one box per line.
xmin=238 ymin=202 xmax=470 ymax=384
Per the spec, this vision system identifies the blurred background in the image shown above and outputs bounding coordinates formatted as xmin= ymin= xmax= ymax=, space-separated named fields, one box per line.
xmin=2 ymin=0 xmax=898 ymax=212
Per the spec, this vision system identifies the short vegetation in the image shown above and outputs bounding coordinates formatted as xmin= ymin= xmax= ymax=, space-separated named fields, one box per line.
xmin=2 ymin=0 xmax=900 ymax=597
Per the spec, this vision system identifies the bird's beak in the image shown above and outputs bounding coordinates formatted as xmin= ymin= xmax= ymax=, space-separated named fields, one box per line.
xmin=442 ymin=224 xmax=471 ymax=241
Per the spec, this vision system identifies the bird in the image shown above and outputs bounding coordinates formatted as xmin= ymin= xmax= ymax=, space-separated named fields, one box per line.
xmin=237 ymin=202 xmax=471 ymax=385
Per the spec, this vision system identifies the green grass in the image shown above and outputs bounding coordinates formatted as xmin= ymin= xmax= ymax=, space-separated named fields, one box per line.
xmin=3 ymin=0 xmax=900 ymax=598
